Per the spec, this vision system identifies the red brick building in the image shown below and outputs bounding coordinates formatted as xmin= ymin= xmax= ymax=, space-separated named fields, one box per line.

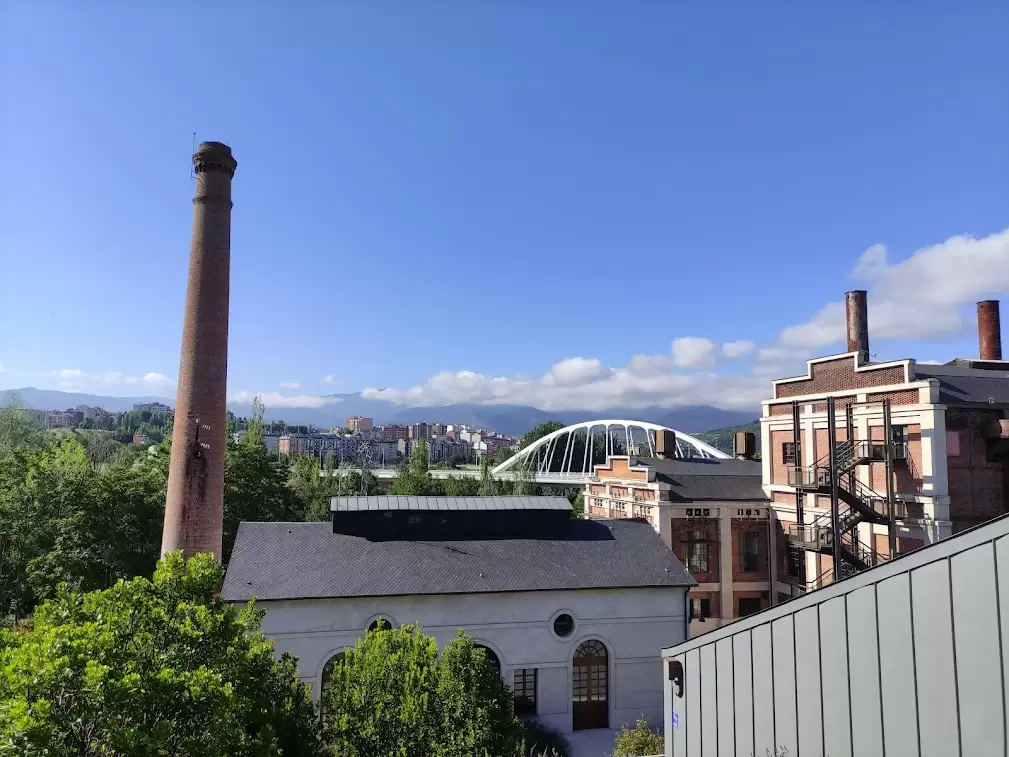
xmin=761 ymin=292 xmax=1009 ymax=595
xmin=586 ymin=454 xmax=770 ymax=637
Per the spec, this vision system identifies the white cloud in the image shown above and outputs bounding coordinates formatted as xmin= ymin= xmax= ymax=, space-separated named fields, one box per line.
xmin=228 ymin=390 xmax=339 ymax=409
xmin=323 ymin=375 xmax=342 ymax=385
xmin=722 ymin=340 xmax=756 ymax=359
xmin=362 ymin=354 xmax=767 ymax=412
xmin=779 ymin=228 xmax=1009 ymax=349
xmin=671 ymin=337 xmax=716 ymax=367
xmin=37 ymin=368 xmax=176 ymax=394
xmin=0 ymin=364 xmax=5 ymax=373
xmin=280 ymin=381 xmax=301 ymax=390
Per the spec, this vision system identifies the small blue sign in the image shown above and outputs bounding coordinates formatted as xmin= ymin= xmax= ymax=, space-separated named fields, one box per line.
xmin=672 ymin=711 xmax=680 ymax=729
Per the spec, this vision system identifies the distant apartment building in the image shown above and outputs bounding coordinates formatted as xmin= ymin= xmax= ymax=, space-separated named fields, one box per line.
xmin=45 ymin=409 xmax=84 ymax=428
xmin=133 ymin=402 xmax=174 ymax=415
xmin=585 ymin=433 xmax=769 ymax=637
xmin=346 ymin=416 xmax=373 ymax=434
xmin=234 ymin=430 xmax=279 ymax=452
xmin=408 ymin=423 xmax=429 ymax=441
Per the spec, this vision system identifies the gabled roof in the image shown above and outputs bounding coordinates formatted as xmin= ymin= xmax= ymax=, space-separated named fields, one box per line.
xmin=629 ymin=457 xmax=766 ymax=502
xmin=330 ymin=495 xmax=572 ymax=512
xmin=220 ymin=518 xmax=695 ymax=602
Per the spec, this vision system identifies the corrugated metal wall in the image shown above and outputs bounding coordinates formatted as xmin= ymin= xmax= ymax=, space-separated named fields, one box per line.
xmin=662 ymin=514 xmax=1009 ymax=757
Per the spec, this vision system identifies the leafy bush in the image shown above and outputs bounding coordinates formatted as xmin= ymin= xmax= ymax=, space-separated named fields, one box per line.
xmin=0 ymin=552 xmax=325 ymax=756
xmin=522 ymin=718 xmax=572 ymax=757
xmin=613 ymin=716 xmax=664 ymax=755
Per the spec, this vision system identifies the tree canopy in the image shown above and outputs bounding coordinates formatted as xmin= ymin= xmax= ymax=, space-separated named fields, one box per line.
xmin=322 ymin=625 xmax=524 ymax=757
xmin=519 ymin=421 xmax=564 ymax=450
xmin=0 ymin=553 xmax=325 ymax=757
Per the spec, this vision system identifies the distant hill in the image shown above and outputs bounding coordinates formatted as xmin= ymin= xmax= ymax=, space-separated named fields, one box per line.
xmin=693 ymin=419 xmax=761 ymax=455
xmin=3 ymin=387 xmax=758 ymax=438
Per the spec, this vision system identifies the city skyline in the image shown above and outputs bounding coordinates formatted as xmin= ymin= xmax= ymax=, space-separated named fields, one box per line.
xmin=2 ymin=3 xmax=1007 ymax=413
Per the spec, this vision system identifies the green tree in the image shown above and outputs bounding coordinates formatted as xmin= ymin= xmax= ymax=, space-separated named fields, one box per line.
xmin=0 ymin=553 xmax=325 ymax=756
xmin=519 ymin=421 xmax=564 ymax=451
xmin=322 ymin=625 xmax=523 ymax=757
xmin=0 ymin=392 xmax=44 ymax=455
xmin=434 ymin=630 xmax=525 ymax=757
xmin=224 ymin=442 xmax=306 ymax=563
xmin=245 ymin=395 xmax=267 ymax=449
xmin=568 ymin=490 xmax=585 ymax=519
xmin=390 ymin=439 xmax=441 ymax=496
xmin=494 ymin=446 xmax=515 ymax=464
xmin=477 ymin=456 xmax=499 ymax=496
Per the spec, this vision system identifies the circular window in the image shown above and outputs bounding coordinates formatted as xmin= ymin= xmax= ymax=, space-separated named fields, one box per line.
xmin=552 ymin=613 xmax=575 ymax=638
xmin=367 ymin=617 xmax=392 ymax=632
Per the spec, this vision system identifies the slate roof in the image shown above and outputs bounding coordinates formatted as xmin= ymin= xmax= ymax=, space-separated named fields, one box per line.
xmin=913 ymin=367 xmax=1009 ymax=405
xmin=629 ymin=457 xmax=766 ymax=502
xmin=220 ymin=518 xmax=695 ymax=602
xmin=330 ymin=495 xmax=572 ymax=512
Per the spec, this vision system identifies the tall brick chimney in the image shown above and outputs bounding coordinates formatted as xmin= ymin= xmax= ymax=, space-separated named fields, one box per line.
xmin=978 ymin=300 xmax=1003 ymax=361
xmin=162 ymin=142 xmax=237 ymax=561
xmin=845 ymin=290 xmax=869 ymax=363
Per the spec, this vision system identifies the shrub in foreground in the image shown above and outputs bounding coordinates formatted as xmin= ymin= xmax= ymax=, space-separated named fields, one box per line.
xmin=613 ymin=716 xmax=664 ymax=755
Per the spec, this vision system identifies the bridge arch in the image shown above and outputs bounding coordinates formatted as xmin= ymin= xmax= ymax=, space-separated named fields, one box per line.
xmin=492 ymin=419 xmax=729 ymax=478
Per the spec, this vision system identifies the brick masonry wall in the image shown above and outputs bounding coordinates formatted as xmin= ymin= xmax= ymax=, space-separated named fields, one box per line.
xmin=774 ymin=357 xmax=905 ymax=399
xmin=671 ymin=520 xmax=720 ymax=583
xmin=867 ymin=389 xmax=920 ymax=406
xmin=770 ymin=430 xmax=794 ymax=484
xmin=733 ymin=589 xmax=768 ymax=616
xmin=687 ymin=590 xmax=721 ymax=618
xmin=868 ymin=424 xmax=923 ymax=494
xmin=946 ymin=408 xmax=1008 ymax=532
xmin=770 ymin=404 xmax=793 ymax=416
xmin=730 ymin=519 xmax=770 ymax=582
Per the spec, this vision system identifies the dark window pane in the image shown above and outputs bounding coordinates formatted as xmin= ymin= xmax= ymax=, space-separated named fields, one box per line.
xmin=553 ymin=613 xmax=575 ymax=637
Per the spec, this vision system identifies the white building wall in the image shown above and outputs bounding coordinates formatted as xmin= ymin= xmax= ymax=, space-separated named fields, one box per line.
xmin=242 ymin=586 xmax=688 ymax=734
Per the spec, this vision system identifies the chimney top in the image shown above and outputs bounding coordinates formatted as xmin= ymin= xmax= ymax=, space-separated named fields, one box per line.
xmin=845 ymin=290 xmax=869 ymax=363
xmin=978 ymin=300 xmax=1003 ymax=361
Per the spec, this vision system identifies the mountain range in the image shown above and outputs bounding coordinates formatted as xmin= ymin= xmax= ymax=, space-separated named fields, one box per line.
xmin=4 ymin=387 xmax=758 ymax=437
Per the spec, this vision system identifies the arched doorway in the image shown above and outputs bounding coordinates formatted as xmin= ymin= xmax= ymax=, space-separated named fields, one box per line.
xmin=572 ymin=639 xmax=608 ymax=730
xmin=476 ymin=644 xmax=502 ymax=677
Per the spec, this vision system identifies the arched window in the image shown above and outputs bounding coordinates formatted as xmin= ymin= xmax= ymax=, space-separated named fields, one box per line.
xmin=319 ymin=651 xmax=345 ymax=721
xmin=572 ymin=640 xmax=608 ymax=730
xmin=476 ymin=644 xmax=501 ymax=676
xmin=367 ymin=616 xmax=392 ymax=632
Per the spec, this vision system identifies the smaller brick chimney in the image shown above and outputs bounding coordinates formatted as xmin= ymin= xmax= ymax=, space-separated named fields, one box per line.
xmin=978 ymin=300 xmax=1002 ymax=361
xmin=845 ymin=290 xmax=869 ymax=363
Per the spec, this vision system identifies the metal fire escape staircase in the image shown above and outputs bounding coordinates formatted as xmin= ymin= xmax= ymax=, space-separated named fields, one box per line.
xmin=783 ymin=397 xmax=904 ymax=591
xmin=788 ymin=441 xmax=892 ymax=579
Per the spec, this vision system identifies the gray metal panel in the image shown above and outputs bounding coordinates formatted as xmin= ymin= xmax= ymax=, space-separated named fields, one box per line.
xmin=771 ymin=616 xmax=797 ymax=755
xmin=818 ymin=596 xmax=853 ymax=757
xmin=877 ymin=574 xmax=920 ymax=757
xmin=715 ymin=638 xmax=734 ymax=757
xmin=672 ymin=654 xmax=687 ymax=757
xmin=794 ymin=606 xmax=823 ymax=757
xmin=700 ymin=644 xmax=717 ymax=757
xmin=686 ymin=649 xmax=702 ymax=756
xmin=751 ymin=624 xmax=775 ymax=754
xmin=952 ymin=542 xmax=1004 ymax=757
xmin=846 ymin=585 xmax=883 ymax=757
xmin=911 ymin=559 xmax=959 ymax=757
xmin=732 ymin=631 xmax=754 ymax=757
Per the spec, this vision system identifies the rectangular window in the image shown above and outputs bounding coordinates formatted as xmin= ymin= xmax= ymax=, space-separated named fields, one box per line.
xmin=741 ymin=531 xmax=760 ymax=573
xmin=685 ymin=531 xmax=709 ymax=574
xmin=782 ymin=442 xmax=796 ymax=466
xmin=947 ymin=430 xmax=961 ymax=458
xmin=738 ymin=597 xmax=763 ymax=617
xmin=690 ymin=598 xmax=711 ymax=619
xmin=513 ymin=669 xmax=537 ymax=715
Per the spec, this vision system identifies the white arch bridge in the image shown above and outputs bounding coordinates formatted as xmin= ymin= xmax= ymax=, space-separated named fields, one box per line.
xmin=491 ymin=419 xmax=729 ymax=483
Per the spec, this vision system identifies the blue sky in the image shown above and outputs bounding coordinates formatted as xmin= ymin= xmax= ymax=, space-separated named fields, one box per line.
xmin=2 ymin=2 xmax=1008 ymax=411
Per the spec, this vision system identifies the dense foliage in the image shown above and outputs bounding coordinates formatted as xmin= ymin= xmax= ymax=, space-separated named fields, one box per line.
xmin=322 ymin=625 xmax=524 ymax=757
xmin=0 ymin=553 xmax=325 ymax=756
xmin=612 ymin=716 xmax=665 ymax=756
